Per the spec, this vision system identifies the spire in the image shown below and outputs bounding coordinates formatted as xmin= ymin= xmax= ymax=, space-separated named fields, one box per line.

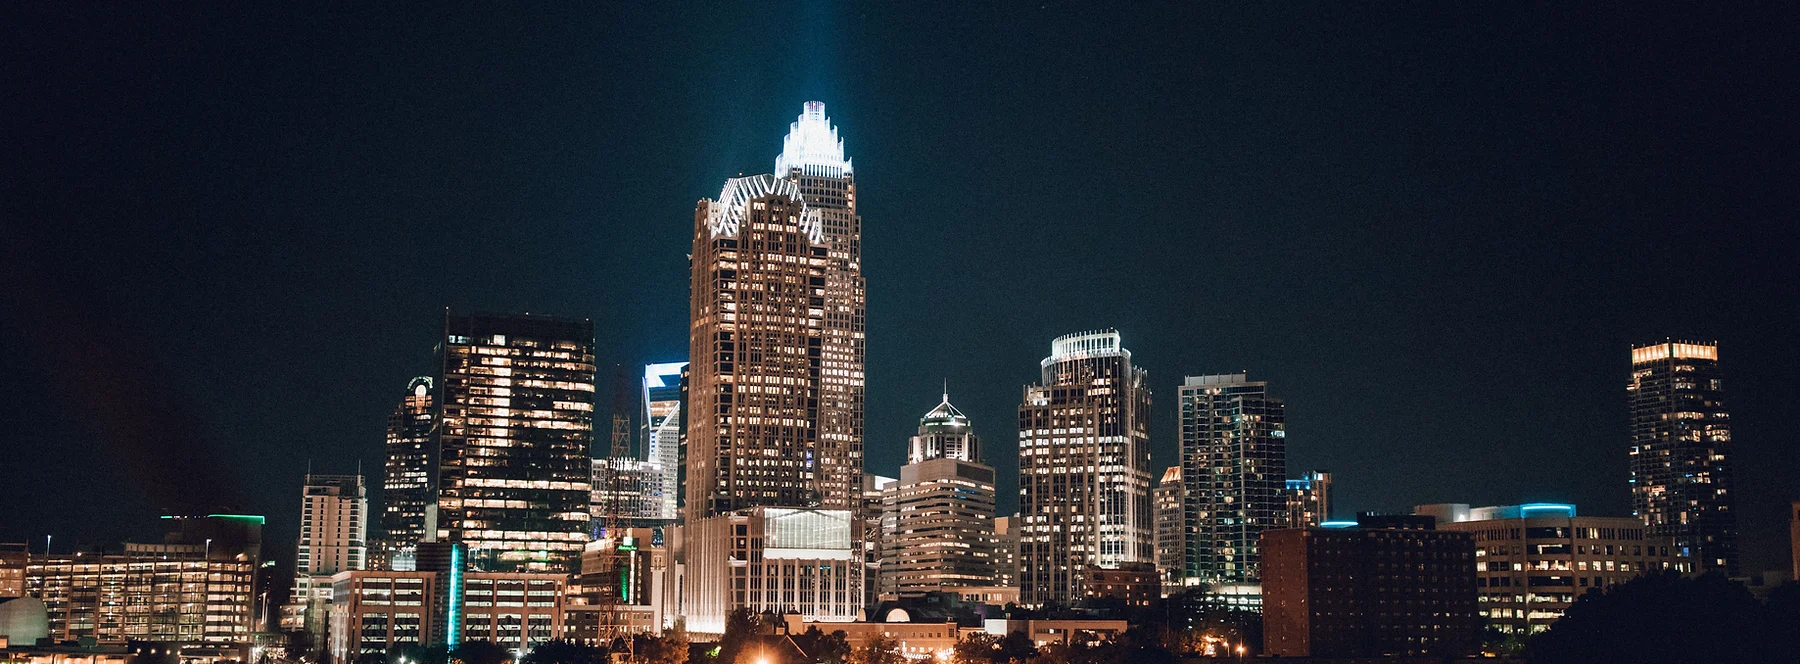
xmin=774 ymin=101 xmax=853 ymax=178
xmin=943 ymin=378 xmax=949 ymax=403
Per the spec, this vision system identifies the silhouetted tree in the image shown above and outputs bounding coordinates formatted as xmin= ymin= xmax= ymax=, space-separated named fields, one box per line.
xmin=451 ymin=640 xmax=514 ymax=664
xmin=634 ymin=629 xmax=692 ymax=664
xmin=951 ymin=634 xmax=1000 ymax=664
xmin=1526 ymin=571 xmax=1777 ymax=664
xmin=845 ymin=635 xmax=903 ymax=664
xmin=993 ymin=632 xmax=1037 ymax=664
xmin=790 ymin=627 xmax=850 ymax=664
xmin=522 ymin=641 xmax=602 ymax=664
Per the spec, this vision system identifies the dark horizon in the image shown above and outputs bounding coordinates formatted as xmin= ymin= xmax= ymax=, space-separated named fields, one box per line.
xmin=4 ymin=2 xmax=1797 ymax=595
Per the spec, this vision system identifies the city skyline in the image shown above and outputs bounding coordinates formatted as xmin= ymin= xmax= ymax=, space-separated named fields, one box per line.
xmin=5 ymin=2 xmax=1798 ymax=608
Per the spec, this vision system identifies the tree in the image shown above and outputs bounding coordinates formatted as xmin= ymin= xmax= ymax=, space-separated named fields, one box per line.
xmin=522 ymin=641 xmax=602 ymax=664
xmin=790 ymin=627 xmax=849 ymax=664
xmin=451 ymin=641 xmax=514 ymax=664
xmin=950 ymin=634 xmax=999 ymax=664
xmin=1526 ymin=571 xmax=1777 ymax=664
xmin=846 ymin=635 xmax=903 ymax=664
xmin=716 ymin=608 xmax=762 ymax=664
xmin=634 ymin=629 xmax=692 ymax=664
xmin=992 ymin=632 xmax=1037 ymax=664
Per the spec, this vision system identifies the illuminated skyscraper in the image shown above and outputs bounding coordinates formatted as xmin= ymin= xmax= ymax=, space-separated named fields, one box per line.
xmin=1628 ymin=340 xmax=1736 ymax=574
xmin=682 ymin=103 xmax=864 ymax=633
xmin=880 ymin=392 xmax=997 ymax=595
xmin=643 ymin=362 xmax=687 ymax=522
xmin=1153 ymin=466 xmax=1186 ymax=592
xmin=777 ymin=101 xmax=865 ymax=512
xmin=1284 ymin=470 xmax=1332 ymax=528
xmin=1017 ymin=330 xmax=1153 ymax=607
xmin=285 ymin=474 xmax=366 ymax=636
xmin=378 ymin=376 xmax=435 ymax=568
xmin=434 ymin=313 xmax=596 ymax=573
xmin=1180 ymin=373 xmax=1286 ymax=586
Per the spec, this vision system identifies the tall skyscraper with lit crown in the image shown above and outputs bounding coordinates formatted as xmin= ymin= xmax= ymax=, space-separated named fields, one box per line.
xmin=682 ymin=103 xmax=864 ymax=634
xmin=1628 ymin=339 xmax=1736 ymax=574
xmin=1017 ymin=330 xmax=1153 ymax=607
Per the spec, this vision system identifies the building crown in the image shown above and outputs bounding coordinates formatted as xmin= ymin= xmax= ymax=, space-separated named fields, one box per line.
xmin=774 ymin=101 xmax=853 ymax=178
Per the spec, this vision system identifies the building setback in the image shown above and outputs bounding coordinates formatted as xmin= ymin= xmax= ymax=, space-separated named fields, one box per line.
xmin=1627 ymin=340 xmax=1736 ymax=575
xmin=1017 ymin=330 xmax=1153 ymax=607
xmin=434 ymin=313 xmax=596 ymax=573
xmin=1414 ymin=502 xmax=1690 ymax=635
xmin=1180 ymin=373 xmax=1287 ymax=587
xmin=378 ymin=377 xmax=436 ymax=569
xmin=1261 ymin=515 xmax=1477 ymax=658
xmin=880 ymin=393 xmax=998 ymax=595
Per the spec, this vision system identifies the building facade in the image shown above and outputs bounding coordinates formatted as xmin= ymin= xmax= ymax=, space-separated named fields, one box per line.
xmin=435 ymin=313 xmax=596 ymax=573
xmin=286 ymin=474 xmax=368 ymax=636
xmin=326 ymin=569 xmax=566 ymax=662
xmin=1017 ymin=330 xmax=1153 ymax=607
xmin=993 ymin=515 xmax=1018 ymax=590
xmin=1261 ymin=515 xmax=1477 ymax=658
xmin=1628 ymin=340 xmax=1736 ymax=574
xmin=643 ymin=362 xmax=687 ymax=523
xmin=682 ymin=103 xmax=866 ymax=634
xmin=1283 ymin=470 xmax=1332 ymax=529
xmin=1180 ymin=373 xmax=1286 ymax=586
xmin=880 ymin=394 xmax=998 ymax=595
xmin=25 ymin=516 xmax=261 ymax=646
xmin=1153 ymin=467 xmax=1186 ymax=593
xmin=378 ymin=377 xmax=436 ymax=569
xmin=1416 ymin=503 xmax=1691 ymax=635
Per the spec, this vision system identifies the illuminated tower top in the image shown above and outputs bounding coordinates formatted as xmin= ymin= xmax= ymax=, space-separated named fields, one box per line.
xmin=775 ymin=101 xmax=853 ymax=178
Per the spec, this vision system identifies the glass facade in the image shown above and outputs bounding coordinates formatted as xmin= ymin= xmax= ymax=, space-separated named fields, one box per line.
xmin=1179 ymin=373 xmax=1286 ymax=585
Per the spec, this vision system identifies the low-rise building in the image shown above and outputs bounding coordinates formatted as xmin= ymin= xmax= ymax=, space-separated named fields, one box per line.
xmin=326 ymin=569 xmax=566 ymax=663
xmin=1415 ymin=502 xmax=1691 ymax=634
xmin=1262 ymin=514 xmax=1477 ymax=658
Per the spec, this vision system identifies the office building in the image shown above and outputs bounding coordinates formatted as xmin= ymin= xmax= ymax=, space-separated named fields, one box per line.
xmin=1153 ymin=467 xmax=1186 ymax=593
xmin=285 ymin=474 xmax=367 ymax=637
xmin=591 ymin=457 xmax=660 ymax=527
xmin=643 ymin=362 xmax=687 ymax=523
xmin=993 ymin=515 xmax=1018 ymax=589
xmin=777 ymin=101 xmax=866 ymax=514
xmin=1261 ymin=514 xmax=1477 ymax=658
xmin=1415 ymin=502 xmax=1691 ymax=635
xmin=378 ymin=377 xmax=436 ymax=570
xmin=1180 ymin=373 xmax=1286 ymax=586
xmin=435 ymin=313 xmax=596 ymax=573
xmin=25 ymin=515 xmax=262 ymax=646
xmin=682 ymin=103 xmax=866 ymax=634
xmin=326 ymin=569 xmax=566 ymax=662
xmin=880 ymin=393 xmax=998 ymax=595
xmin=1017 ymin=330 xmax=1153 ymax=607
xmin=864 ymin=474 xmax=896 ymax=601
xmin=1284 ymin=470 xmax=1332 ymax=528
xmin=1628 ymin=340 xmax=1736 ymax=574
xmin=565 ymin=527 xmax=667 ymax=644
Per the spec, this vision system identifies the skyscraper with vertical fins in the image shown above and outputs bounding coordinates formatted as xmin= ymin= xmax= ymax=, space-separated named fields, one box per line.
xmin=681 ymin=103 xmax=864 ymax=634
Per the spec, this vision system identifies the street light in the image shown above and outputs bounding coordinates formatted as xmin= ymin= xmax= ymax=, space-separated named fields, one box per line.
xmin=1236 ymin=645 xmax=1245 ymax=663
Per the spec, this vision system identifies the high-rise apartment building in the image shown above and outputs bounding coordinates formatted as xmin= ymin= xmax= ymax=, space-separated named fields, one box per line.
xmin=379 ymin=377 xmax=436 ymax=569
xmin=643 ymin=362 xmax=687 ymax=523
xmin=880 ymin=393 xmax=998 ymax=595
xmin=1627 ymin=340 xmax=1736 ymax=574
xmin=435 ymin=313 xmax=596 ymax=573
xmin=1181 ymin=373 xmax=1287 ymax=585
xmin=1017 ymin=330 xmax=1153 ymax=607
xmin=286 ymin=474 xmax=367 ymax=636
xmin=1414 ymin=503 xmax=1690 ymax=635
xmin=993 ymin=515 xmax=1019 ymax=589
xmin=682 ymin=103 xmax=865 ymax=634
xmin=1154 ymin=466 xmax=1187 ymax=593
xmin=1284 ymin=470 xmax=1332 ymax=528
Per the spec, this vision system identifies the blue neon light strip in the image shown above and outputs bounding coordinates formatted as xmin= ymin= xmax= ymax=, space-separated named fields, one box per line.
xmin=446 ymin=545 xmax=464 ymax=648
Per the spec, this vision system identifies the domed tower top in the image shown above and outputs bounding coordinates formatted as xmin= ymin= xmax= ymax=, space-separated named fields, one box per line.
xmin=909 ymin=385 xmax=978 ymax=464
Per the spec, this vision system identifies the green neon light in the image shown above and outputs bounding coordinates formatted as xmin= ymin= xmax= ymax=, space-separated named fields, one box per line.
xmin=447 ymin=545 xmax=465 ymax=648
xmin=207 ymin=514 xmax=267 ymax=524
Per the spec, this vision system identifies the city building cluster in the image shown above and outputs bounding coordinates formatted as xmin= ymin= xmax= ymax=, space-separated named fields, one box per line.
xmin=0 ymin=104 xmax=1784 ymax=664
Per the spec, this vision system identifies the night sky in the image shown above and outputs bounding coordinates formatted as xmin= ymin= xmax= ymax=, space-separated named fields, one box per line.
xmin=5 ymin=3 xmax=1798 ymax=596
